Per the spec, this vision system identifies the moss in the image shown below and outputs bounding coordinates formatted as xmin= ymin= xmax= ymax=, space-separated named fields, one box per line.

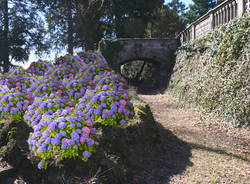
xmin=0 ymin=119 xmax=32 ymax=166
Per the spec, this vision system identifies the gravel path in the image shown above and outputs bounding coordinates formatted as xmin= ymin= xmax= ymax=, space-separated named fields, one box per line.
xmin=138 ymin=92 xmax=250 ymax=184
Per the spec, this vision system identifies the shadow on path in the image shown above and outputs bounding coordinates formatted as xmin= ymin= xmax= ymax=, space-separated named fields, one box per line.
xmin=126 ymin=121 xmax=193 ymax=184
xmin=189 ymin=143 xmax=249 ymax=162
xmin=0 ymin=101 xmax=193 ymax=184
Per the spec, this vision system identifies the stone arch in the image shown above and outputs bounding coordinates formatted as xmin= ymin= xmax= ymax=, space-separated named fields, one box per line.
xmin=99 ymin=38 xmax=179 ymax=88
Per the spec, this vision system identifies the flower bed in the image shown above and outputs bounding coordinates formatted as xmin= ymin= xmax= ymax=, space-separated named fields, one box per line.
xmin=0 ymin=51 xmax=134 ymax=169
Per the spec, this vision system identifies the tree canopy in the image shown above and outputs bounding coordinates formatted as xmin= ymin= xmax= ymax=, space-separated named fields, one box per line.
xmin=184 ymin=0 xmax=225 ymax=24
xmin=0 ymin=0 xmax=48 ymax=73
xmin=0 ymin=0 xmax=187 ymax=72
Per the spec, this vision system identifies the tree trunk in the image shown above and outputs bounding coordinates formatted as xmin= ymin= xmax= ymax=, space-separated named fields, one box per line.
xmin=3 ymin=0 xmax=10 ymax=73
xmin=67 ymin=0 xmax=73 ymax=55
xmin=135 ymin=61 xmax=146 ymax=82
xmin=85 ymin=29 xmax=95 ymax=51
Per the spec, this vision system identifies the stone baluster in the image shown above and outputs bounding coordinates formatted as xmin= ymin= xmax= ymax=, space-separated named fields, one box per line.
xmin=247 ymin=0 xmax=250 ymax=13
xmin=227 ymin=4 xmax=230 ymax=22
xmin=185 ymin=31 xmax=187 ymax=42
xmin=182 ymin=31 xmax=185 ymax=43
xmin=219 ymin=9 xmax=222 ymax=25
xmin=228 ymin=3 xmax=231 ymax=21
xmin=210 ymin=13 xmax=215 ymax=29
xmin=191 ymin=24 xmax=195 ymax=41
xmin=218 ymin=10 xmax=220 ymax=25
xmin=225 ymin=5 xmax=228 ymax=23
xmin=216 ymin=12 xmax=219 ymax=26
xmin=224 ymin=7 xmax=227 ymax=23
xmin=230 ymin=2 xmax=234 ymax=20
xmin=235 ymin=1 xmax=238 ymax=18
xmin=188 ymin=30 xmax=190 ymax=42
xmin=214 ymin=13 xmax=217 ymax=27
xmin=232 ymin=1 xmax=236 ymax=18
xmin=222 ymin=7 xmax=225 ymax=24
xmin=236 ymin=0 xmax=244 ymax=17
xmin=215 ymin=13 xmax=217 ymax=27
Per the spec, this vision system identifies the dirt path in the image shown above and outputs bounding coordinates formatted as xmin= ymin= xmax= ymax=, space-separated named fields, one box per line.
xmin=138 ymin=92 xmax=250 ymax=184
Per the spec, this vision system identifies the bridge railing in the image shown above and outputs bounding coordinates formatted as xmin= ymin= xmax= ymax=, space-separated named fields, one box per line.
xmin=179 ymin=0 xmax=250 ymax=44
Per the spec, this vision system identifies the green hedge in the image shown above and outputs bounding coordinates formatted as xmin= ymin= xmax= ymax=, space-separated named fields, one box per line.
xmin=169 ymin=14 xmax=250 ymax=127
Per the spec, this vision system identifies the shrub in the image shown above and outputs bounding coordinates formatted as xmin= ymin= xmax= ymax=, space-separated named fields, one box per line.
xmin=0 ymin=51 xmax=134 ymax=169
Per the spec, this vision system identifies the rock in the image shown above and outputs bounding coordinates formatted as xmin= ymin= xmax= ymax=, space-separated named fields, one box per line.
xmin=0 ymin=163 xmax=15 ymax=181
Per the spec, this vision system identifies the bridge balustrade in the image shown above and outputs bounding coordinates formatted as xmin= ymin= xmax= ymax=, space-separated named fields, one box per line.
xmin=180 ymin=0 xmax=249 ymax=44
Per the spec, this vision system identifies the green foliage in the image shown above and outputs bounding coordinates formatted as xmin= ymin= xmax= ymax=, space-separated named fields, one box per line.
xmin=121 ymin=60 xmax=158 ymax=87
xmin=217 ymin=0 xmax=226 ymax=4
xmin=106 ymin=0 xmax=164 ymax=38
xmin=184 ymin=0 xmax=217 ymax=24
xmin=99 ymin=40 xmax=127 ymax=69
xmin=121 ymin=60 xmax=145 ymax=79
xmin=146 ymin=4 xmax=186 ymax=38
xmin=0 ymin=0 xmax=49 ymax=72
xmin=169 ymin=14 xmax=250 ymax=127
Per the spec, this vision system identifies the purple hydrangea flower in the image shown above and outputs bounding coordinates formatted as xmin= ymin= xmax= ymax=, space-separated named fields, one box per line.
xmin=87 ymin=138 xmax=95 ymax=146
xmin=60 ymin=131 xmax=67 ymax=136
xmin=71 ymin=131 xmax=80 ymax=142
xmin=58 ymin=122 xmax=66 ymax=129
xmin=37 ymin=146 xmax=46 ymax=153
xmin=51 ymin=138 xmax=60 ymax=145
xmin=100 ymin=96 xmax=106 ymax=101
xmin=90 ymin=128 xmax=96 ymax=134
xmin=120 ymin=120 xmax=126 ymax=125
xmin=76 ymin=122 xmax=82 ymax=127
xmin=69 ymin=124 xmax=75 ymax=128
xmin=82 ymin=151 xmax=90 ymax=158
xmin=38 ymin=161 xmax=44 ymax=169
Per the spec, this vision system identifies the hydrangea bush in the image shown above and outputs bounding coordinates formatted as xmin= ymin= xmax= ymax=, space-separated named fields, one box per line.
xmin=0 ymin=51 xmax=134 ymax=169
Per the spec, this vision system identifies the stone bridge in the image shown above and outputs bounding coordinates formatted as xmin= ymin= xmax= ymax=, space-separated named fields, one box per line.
xmin=99 ymin=38 xmax=180 ymax=87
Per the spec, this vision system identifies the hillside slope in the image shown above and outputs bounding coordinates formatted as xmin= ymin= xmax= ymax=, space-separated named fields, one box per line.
xmin=169 ymin=14 xmax=249 ymax=127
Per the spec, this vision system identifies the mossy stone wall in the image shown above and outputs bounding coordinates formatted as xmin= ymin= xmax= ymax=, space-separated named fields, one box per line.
xmin=169 ymin=14 xmax=250 ymax=127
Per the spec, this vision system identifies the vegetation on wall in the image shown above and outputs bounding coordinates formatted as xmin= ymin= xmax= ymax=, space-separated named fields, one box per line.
xmin=98 ymin=39 xmax=127 ymax=70
xmin=169 ymin=14 xmax=250 ymax=127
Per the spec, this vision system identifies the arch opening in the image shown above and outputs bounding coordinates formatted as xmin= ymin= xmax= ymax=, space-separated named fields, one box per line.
xmin=120 ymin=58 xmax=160 ymax=92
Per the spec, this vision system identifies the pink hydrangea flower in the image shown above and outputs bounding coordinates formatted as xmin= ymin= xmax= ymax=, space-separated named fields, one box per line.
xmin=120 ymin=100 xmax=127 ymax=106
xmin=86 ymin=119 xmax=93 ymax=126
xmin=82 ymin=127 xmax=90 ymax=134
xmin=80 ymin=136 xmax=87 ymax=143
xmin=24 ymin=100 xmax=29 ymax=105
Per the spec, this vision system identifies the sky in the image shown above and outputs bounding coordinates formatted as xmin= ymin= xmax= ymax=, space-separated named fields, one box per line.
xmin=17 ymin=0 xmax=194 ymax=69
xmin=165 ymin=0 xmax=193 ymax=6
